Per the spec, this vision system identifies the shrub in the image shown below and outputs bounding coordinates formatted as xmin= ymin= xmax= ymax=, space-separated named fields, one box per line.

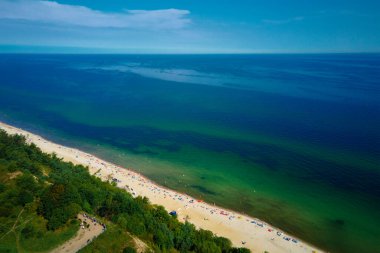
xmin=123 ymin=247 xmax=137 ymax=253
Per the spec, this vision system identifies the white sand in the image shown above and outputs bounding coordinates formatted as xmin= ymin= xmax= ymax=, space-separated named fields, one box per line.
xmin=0 ymin=122 xmax=324 ymax=253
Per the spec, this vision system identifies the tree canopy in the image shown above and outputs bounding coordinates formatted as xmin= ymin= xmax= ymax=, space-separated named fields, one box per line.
xmin=0 ymin=129 xmax=250 ymax=252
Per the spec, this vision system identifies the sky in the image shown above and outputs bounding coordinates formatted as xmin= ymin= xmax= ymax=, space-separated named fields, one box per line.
xmin=0 ymin=0 xmax=379 ymax=53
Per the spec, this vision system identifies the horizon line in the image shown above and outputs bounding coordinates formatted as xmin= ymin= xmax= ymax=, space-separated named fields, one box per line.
xmin=0 ymin=51 xmax=379 ymax=55
xmin=0 ymin=45 xmax=379 ymax=55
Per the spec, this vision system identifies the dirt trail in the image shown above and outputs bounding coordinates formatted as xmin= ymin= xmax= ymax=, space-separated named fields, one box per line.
xmin=50 ymin=214 xmax=104 ymax=253
xmin=0 ymin=208 xmax=24 ymax=241
xmin=131 ymin=235 xmax=149 ymax=253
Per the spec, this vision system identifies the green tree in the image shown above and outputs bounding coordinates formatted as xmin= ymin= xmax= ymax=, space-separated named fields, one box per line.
xmin=123 ymin=247 xmax=137 ymax=253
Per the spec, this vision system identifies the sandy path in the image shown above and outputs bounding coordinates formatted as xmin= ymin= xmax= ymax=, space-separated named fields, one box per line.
xmin=0 ymin=208 xmax=24 ymax=240
xmin=131 ymin=235 xmax=149 ymax=253
xmin=50 ymin=214 xmax=104 ymax=253
xmin=0 ymin=122 xmax=324 ymax=253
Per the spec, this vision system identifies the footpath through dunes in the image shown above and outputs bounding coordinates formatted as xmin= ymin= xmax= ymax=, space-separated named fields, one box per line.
xmin=0 ymin=122 xmax=324 ymax=253
xmin=50 ymin=214 xmax=104 ymax=253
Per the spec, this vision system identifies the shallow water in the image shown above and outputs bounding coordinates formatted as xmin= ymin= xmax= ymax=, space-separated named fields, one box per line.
xmin=0 ymin=54 xmax=379 ymax=253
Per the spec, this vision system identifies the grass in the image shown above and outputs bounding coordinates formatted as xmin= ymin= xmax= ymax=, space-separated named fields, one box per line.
xmin=0 ymin=212 xmax=79 ymax=253
xmin=78 ymin=222 xmax=135 ymax=253
xmin=20 ymin=219 xmax=79 ymax=252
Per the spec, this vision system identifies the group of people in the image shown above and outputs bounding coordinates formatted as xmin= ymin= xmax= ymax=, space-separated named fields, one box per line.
xmin=33 ymin=138 xmax=303 ymax=250
xmin=30 ymin=133 xmax=304 ymax=252
xmin=114 ymin=167 xmax=304 ymax=247
xmin=81 ymin=213 xmax=107 ymax=232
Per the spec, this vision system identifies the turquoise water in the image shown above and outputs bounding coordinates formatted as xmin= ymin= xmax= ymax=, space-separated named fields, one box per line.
xmin=0 ymin=54 xmax=379 ymax=253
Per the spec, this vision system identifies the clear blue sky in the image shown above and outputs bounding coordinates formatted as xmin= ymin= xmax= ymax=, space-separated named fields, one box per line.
xmin=0 ymin=0 xmax=379 ymax=53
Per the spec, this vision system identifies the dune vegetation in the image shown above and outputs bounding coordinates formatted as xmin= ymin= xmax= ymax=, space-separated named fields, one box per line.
xmin=0 ymin=130 xmax=249 ymax=253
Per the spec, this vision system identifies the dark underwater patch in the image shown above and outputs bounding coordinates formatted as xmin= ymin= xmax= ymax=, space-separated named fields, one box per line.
xmin=190 ymin=185 xmax=216 ymax=195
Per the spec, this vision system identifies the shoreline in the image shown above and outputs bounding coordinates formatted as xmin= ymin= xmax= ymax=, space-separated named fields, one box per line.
xmin=0 ymin=121 xmax=324 ymax=253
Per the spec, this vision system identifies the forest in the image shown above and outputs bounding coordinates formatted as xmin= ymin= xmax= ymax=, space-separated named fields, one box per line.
xmin=0 ymin=129 xmax=250 ymax=253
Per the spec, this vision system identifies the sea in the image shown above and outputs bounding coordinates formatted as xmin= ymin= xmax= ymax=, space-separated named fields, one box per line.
xmin=0 ymin=54 xmax=379 ymax=253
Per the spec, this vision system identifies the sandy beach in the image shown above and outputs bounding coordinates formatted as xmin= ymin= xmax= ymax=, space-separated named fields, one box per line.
xmin=0 ymin=121 xmax=324 ymax=253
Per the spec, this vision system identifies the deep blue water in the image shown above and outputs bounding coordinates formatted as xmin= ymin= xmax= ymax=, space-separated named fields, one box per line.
xmin=0 ymin=54 xmax=379 ymax=253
